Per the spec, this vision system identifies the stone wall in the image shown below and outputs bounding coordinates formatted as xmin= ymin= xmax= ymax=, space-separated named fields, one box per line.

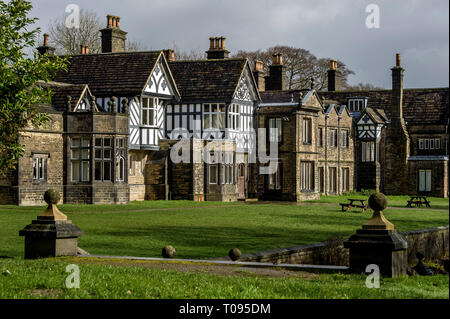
xmin=407 ymin=160 xmax=448 ymax=197
xmin=15 ymin=113 xmax=64 ymax=206
xmin=128 ymin=150 xmax=147 ymax=201
xmin=238 ymin=226 xmax=449 ymax=266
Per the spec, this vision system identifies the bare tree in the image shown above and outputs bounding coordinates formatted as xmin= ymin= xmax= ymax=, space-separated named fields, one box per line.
xmin=126 ymin=40 xmax=148 ymax=52
xmin=233 ymin=46 xmax=355 ymax=91
xmin=342 ymin=82 xmax=384 ymax=91
xmin=48 ymin=9 xmax=147 ymax=54
xmin=172 ymin=43 xmax=206 ymax=60
xmin=48 ymin=9 xmax=102 ymax=55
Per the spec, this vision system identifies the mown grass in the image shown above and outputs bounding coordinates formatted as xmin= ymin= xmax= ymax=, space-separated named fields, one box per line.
xmin=1 ymin=198 xmax=448 ymax=259
xmin=0 ymin=258 xmax=447 ymax=299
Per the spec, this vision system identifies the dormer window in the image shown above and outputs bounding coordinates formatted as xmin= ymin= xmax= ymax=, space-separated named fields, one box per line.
xmin=347 ymin=98 xmax=368 ymax=112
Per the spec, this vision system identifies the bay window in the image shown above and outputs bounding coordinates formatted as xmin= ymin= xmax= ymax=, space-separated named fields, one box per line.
xmin=203 ymin=103 xmax=226 ymax=130
xmin=71 ymin=138 xmax=90 ymax=182
xmin=142 ymin=96 xmax=158 ymax=126
xmin=94 ymin=137 xmax=112 ymax=181
xmin=302 ymin=118 xmax=312 ymax=144
xmin=361 ymin=142 xmax=375 ymax=162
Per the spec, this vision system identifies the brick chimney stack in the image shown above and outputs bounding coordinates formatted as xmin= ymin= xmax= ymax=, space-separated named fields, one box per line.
xmin=327 ymin=59 xmax=340 ymax=91
xmin=253 ymin=60 xmax=265 ymax=91
xmin=163 ymin=49 xmax=175 ymax=62
xmin=206 ymin=36 xmax=230 ymax=59
xmin=100 ymin=14 xmax=127 ymax=53
xmin=384 ymin=53 xmax=410 ymax=195
xmin=37 ymin=33 xmax=55 ymax=55
xmin=265 ymin=53 xmax=286 ymax=91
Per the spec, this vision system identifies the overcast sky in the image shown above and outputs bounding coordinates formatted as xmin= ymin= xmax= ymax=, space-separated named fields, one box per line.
xmin=30 ymin=0 xmax=449 ymax=89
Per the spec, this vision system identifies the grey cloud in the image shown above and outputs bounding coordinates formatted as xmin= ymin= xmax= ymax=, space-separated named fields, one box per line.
xmin=30 ymin=0 xmax=448 ymax=88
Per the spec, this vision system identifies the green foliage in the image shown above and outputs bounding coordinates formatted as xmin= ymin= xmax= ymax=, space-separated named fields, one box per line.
xmin=0 ymin=0 xmax=67 ymax=175
xmin=360 ymin=189 xmax=377 ymax=196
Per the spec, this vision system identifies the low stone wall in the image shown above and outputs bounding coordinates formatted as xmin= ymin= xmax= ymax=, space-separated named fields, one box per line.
xmin=237 ymin=226 xmax=449 ymax=266
xmin=402 ymin=226 xmax=449 ymax=265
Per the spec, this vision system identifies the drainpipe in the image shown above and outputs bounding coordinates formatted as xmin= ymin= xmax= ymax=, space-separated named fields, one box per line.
xmin=353 ymin=119 xmax=358 ymax=192
xmin=255 ymin=105 xmax=261 ymax=198
xmin=324 ymin=115 xmax=328 ymax=195
xmin=383 ymin=124 xmax=386 ymax=193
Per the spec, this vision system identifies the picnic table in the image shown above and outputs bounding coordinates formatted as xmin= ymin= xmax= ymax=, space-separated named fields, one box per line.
xmin=340 ymin=198 xmax=368 ymax=212
xmin=406 ymin=196 xmax=431 ymax=208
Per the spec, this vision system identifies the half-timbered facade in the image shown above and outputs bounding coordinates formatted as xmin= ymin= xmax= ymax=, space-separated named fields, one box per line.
xmin=166 ymin=39 xmax=261 ymax=201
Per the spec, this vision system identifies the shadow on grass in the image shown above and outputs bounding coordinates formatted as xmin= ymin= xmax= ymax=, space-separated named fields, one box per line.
xmin=80 ymin=224 xmax=354 ymax=259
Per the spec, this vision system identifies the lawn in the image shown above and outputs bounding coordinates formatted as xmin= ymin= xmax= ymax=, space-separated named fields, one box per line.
xmin=0 ymin=258 xmax=448 ymax=299
xmin=1 ymin=196 xmax=448 ymax=259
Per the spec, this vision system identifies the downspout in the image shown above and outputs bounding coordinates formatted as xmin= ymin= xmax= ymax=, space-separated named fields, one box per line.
xmin=255 ymin=105 xmax=261 ymax=198
xmin=353 ymin=119 xmax=357 ymax=192
xmin=324 ymin=115 xmax=328 ymax=195
xmin=164 ymin=154 xmax=169 ymax=200
xmin=383 ymin=124 xmax=386 ymax=193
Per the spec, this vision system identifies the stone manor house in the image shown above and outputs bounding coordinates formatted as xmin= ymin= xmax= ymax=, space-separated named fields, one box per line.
xmin=0 ymin=15 xmax=448 ymax=205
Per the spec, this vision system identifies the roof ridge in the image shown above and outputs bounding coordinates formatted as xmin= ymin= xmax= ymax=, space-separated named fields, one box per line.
xmin=319 ymin=87 xmax=449 ymax=94
xmin=169 ymin=58 xmax=247 ymax=63
xmin=61 ymin=50 xmax=162 ymax=58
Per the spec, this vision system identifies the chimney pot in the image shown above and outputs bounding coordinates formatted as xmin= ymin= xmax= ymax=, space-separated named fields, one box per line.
xmin=164 ymin=49 xmax=175 ymax=62
xmin=272 ymin=53 xmax=283 ymax=66
xmin=80 ymin=44 xmax=84 ymax=55
xmin=214 ymin=37 xmax=220 ymax=50
xmin=84 ymin=45 xmax=89 ymax=54
xmin=112 ymin=16 xmax=117 ymax=28
xmin=43 ymin=33 xmax=49 ymax=47
xmin=116 ymin=17 xmax=120 ymax=28
xmin=209 ymin=37 xmax=215 ymax=50
xmin=330 ymin=59 xmax=337 ymax=70
xmin=396 ymin=53 xmax=401 ymax=67
xmin=107 ymin=15 xmax=113 ymax=28
xmin=254 ymin=60 xmax=263 ymax=72
xmin=220 ymin=37 xmax=226 ymax=50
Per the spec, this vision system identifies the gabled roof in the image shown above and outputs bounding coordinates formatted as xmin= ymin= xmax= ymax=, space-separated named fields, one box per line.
xmin=53 ymin=51 xmax=165 ymax=97
xmin=168 ymin=58 xmax=255 ymax=102
xmin=38 ymin=81 xmax=93 ymax=112
xmin=363 ymin=107 xmax=388 ymax=124
xmin=319 ymin=88 xmax=449 ymax=125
